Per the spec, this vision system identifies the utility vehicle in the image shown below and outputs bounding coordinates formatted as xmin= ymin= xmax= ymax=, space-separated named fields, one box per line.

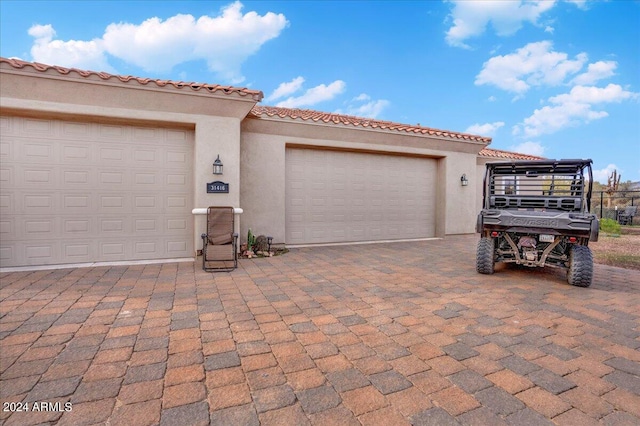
xmin=476 ymin=159 xmax=599 ymax=287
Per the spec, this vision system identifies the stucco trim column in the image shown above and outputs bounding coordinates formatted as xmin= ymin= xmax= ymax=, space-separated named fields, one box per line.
xmin=193 ymin=117 xmax=242 ymax=253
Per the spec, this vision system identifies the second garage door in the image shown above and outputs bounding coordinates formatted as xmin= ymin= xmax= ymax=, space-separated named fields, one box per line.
xmin=286 ymin=148 xmax=437 ymax=245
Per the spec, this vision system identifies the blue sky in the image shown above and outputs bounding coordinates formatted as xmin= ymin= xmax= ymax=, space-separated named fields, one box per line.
xmin=1 ymin=0 xmax=639 ymax=183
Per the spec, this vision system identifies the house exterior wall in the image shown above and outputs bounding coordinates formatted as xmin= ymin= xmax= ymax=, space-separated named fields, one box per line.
xmin=444 ymin=151 xmax=480 ymax=235
xmin=1 ymin=66 xmax=256 ymax=256
xmin=2 ymin=60 xmax=493 ymax=267
xmin=240 ymin=131 xmax=287 ymax=244
xmin=241 ymin=118 xmax=484 ymax=244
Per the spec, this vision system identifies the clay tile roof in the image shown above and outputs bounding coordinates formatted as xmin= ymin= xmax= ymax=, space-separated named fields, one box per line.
xmin=0 ymin=57 xmax=263 ymax=101
xmin=479 ymin=147 xmax=545 ymax=160
xmin=249 ymin=105 xmax=492 ymax=143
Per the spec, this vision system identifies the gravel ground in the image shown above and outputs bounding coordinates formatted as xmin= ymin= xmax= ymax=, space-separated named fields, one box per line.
xmin=590 ymin=228 xmax=640 ymax=271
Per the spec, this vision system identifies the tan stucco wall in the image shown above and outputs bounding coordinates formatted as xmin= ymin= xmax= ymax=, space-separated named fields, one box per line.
xmin=240 ymin=132 xmax=287 ymax=244
xmin=241 ymin=118 xmax=486 ymax=244
xmin=1 ymin=68 xmax=258 ymax=255
xmin=443 ymin=152 xmax=480 ymax=235
xmin=2 ymin=64 xmax=490 ymax=255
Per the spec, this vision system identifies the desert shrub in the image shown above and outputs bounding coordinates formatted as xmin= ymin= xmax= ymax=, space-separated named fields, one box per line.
xmin=254 ymin=235 xmax=269 ymax=252
xmin=600 ymin=218 xmax=621 ymax=235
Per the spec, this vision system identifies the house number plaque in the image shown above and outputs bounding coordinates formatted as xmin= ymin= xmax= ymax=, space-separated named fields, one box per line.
xmin=207 ymin=181 xmax=229 ymax=194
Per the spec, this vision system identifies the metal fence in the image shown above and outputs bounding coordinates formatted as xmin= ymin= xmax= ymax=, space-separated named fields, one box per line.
xmin=593 ymin=190 xmax=639 ymax=224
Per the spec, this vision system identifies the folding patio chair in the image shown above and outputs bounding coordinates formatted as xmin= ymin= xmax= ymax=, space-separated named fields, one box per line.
xmin=201 ymin=206 xmax=238 ymax=272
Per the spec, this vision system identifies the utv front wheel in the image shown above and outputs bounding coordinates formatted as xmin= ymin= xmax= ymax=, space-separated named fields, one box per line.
xmin=567 ymin=245 xmax=593 ymax=287
xmin=476 ymin=237 xmax=495 ymax=275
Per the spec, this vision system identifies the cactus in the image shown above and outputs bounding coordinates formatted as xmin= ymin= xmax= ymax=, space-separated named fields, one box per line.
xmin=247 ymin=228 xmax=256 ymax=251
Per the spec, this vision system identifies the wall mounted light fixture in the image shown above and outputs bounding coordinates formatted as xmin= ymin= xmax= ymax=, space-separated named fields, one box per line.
xmin=213 ymin=155 xmax=223 ymax=175
xmin=460 ymin=174 xmax=469 ymax=186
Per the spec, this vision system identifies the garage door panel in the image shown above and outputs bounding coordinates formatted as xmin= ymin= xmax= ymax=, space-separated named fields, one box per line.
xmin=0 ymin=246 xmax=13 ymax=263
xmin=100 ymin=193 xmax=129 ymax=210
xmin=99 ymin=146 xmax=127 ymax=163
xmin=22 ymin=216 xmax=58 ymax=239
xmin=98 ymin=124 xmax=127 ymax=140
xmin=23 ymin=141 xmax=56 ymax=164
xmin=167 ymin=129 xmax=190 ymax=142
xmin=1 ymin=165 xmax=13 ymax=188
xmin=63 ymin=193 xmax=93 ymax=213
xmin=165 ymin=194 xmax=189 ymax=211
xmin=133 ymin=172 xmax=157 ymax=186
xmin=100 ymin=241 xmax=127 ymax=257
xmin=0 ymin=218 xmax=13 ymax=236
xmin=63 ymin=218 xmax=92 ymax=234
xmin=100 ymin=217 xmax=127 ymax=234
xmin=23 ymin=241 xmax=59 ymax=263
xmin=167 ymin=240 xmax=189 ymax=255
xmin=133 ymin=195 xmax=159 ymax=211
xmin=286 ymin=148 xmax=436 ymax=245
xmin=133 ymin=148 xmax=160 ymax=166
xmin=24 ymin=192 xmax=55 ymax=211
xmin=166 ymin=173 xmax=187 ymax=186
xmin=166 ymin=150 xmax=190 ymax=165
xmin=134 ymin=240 xmax=158 ymax=255
xmin=63 ymin=168 xmax=93 ymax=186
xmin=62 ymin=144 xmax=93 ymax=164
xmin=62 ymin=241 xmax=92 ymax=261
xmin=134 ymin=218 xmax=159 ymax=233
xmin=167 ymin=217 xmax=189 ymax=233
xmin=98 ymin=169 xmax=127 ymax=187
xmin=61 ymin=121 xmax=92 ymax=138
xmin=0 ymin=116 xmax=194 ymax=267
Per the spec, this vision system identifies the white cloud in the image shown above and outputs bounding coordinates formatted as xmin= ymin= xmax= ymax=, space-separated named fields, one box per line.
xmin=475 ymin=41 xmax=587 ymax=94
xmin=27 ymin=2 xmax=288 ymax=83
xmin=353 ymin=93 xmax=371 ymax=102
xmin=266 ymin=76 xmax=305 ymax=102
xmin=276 ymin=80 xmax=346 ymax=108
xmin=345 ymin=99 xmax=390 ymax=119
xmin=514 ymin=84 xmax=639 ymax=137
xmin=445 ymin=0 xmax=557 ymax=48
xmin=487 ymin=95 xmax=497 ymax=102
xmin=465 ymin=121 xmax=505 ymax=136
xmin=28 ymin=24 xmax=115 ymax=73
xmin=593 ymin=164 xmax=621 ymax=184
xmin=334 ymin=93 xmax=390 ymax=118
xmin=565 ymin=0 xmax=590 ymax=10
xmin=544 ymin=25 xmax=554 ymax=34
xmin=509 ymin=141 xmax=545 ymax=157
xmin=549 ymin=83 xmax=636 ymax=104
xmin=571 ymin=61 xmax=617 ymax=85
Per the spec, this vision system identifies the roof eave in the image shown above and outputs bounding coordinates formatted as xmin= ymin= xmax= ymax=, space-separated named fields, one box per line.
xmin=248 ymin=110 xmax=491 ymax=145
xmin=0 ymin=57 xmax=264 ymax=102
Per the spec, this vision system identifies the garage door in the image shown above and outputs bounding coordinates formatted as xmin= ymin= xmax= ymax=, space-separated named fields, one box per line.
xmin=0 ymin=115 xmax=194 ymax=267
xmin=286 ymin=148 xmax=436 ymax=244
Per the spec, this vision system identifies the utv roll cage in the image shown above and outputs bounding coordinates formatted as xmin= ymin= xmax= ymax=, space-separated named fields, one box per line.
xmin=482 ymin=159 xmax=594 ymax=213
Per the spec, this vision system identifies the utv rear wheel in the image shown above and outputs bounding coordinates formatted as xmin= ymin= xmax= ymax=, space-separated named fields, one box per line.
xmin=567 ymin=245 xmax=593 ymax=287
xmin=476 ymin=237 xmax=495 ymax=274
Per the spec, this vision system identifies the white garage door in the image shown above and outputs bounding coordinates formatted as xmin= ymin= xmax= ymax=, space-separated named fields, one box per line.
xmin=0 ymin=115 xmax=194 ymax=267
xmin=286 ymin=148 xmax=436 ymax=245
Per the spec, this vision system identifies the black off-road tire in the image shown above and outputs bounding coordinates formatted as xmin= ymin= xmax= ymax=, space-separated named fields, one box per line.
xmin=476 ymin=237 xmax=495 ymax=275
xmin=567 ymin=245 xmax=593 ymax=287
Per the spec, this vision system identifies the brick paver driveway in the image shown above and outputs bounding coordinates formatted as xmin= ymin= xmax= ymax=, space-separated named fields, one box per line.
xmin=1 ymin=235 xmax=639 ymax=425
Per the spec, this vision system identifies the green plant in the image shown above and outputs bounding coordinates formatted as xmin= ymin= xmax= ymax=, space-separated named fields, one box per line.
xmin=600 ymin=218 xmax=621 ymax=235
xmin=247 ymin=228 xmax=256 ymax=251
